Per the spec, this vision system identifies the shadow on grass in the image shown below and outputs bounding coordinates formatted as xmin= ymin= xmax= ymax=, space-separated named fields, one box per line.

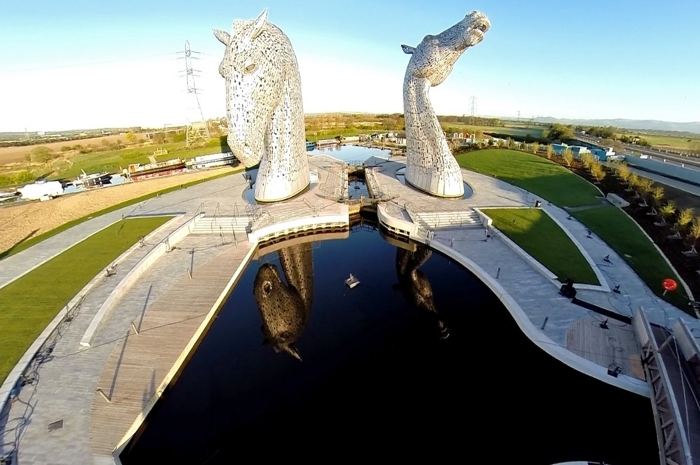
xmin=0 ymin=229 xmax=39 ymax=260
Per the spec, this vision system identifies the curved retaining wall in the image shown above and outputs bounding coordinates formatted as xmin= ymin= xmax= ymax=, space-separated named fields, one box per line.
xmin=0 ymin=215 xmax=181 ymax=415
xmin=427 ymin=238 xmax=649 ymax=396
xmin=375 ymin=206 xmax=649 ymax=396
xmin=80 ymin=214 xmax=200 ymax=347
xmin=248 ymin=210 xmax=349 ymax=243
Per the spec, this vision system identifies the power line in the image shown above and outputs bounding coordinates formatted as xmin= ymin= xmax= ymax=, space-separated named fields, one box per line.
xmin=177 ymin=40 xmax=210 ymax=147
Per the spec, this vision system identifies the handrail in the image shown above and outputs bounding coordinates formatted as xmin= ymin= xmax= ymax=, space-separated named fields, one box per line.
xmin=634 ymin=308 xmax=693 ymax=465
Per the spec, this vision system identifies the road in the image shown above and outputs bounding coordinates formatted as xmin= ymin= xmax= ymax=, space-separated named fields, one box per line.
xmin=575 ymin=134 xmax=700 ymax=170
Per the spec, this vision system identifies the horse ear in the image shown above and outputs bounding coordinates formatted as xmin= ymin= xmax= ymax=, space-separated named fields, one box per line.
xmin=401 ymin=44 xmax=416 ymax=54
xmin=250 ymin=8 xmax=268 ymax=40
xmin=213 ymin=29 xmax=231 ymax=45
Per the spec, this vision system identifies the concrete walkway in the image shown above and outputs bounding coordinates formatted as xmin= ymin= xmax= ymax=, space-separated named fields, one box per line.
xmin=0 ymin=172 xmax=250 ymax=290
xmin=0 ymin=172 xmax=252 ymax=465
xmin=0 ymin=157 xmax=351 ymax=465
xmin=370 ymin=157 xmax=700 ymax=391
xmin=456 ymin=162 xmax=700 ymax=329
xmin=3 ymin=153 xmax=700 ymax=465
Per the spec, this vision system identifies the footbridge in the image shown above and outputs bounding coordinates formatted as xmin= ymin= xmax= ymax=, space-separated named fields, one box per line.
xmin=633 ymin=309 xmax=700 ymax=465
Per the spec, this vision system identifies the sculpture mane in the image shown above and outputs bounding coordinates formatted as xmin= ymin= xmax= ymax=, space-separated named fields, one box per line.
xmin=215 ymin=10 xmax=309 ymax=202
xmin=401 ymin=11 xmax=490 ymax=198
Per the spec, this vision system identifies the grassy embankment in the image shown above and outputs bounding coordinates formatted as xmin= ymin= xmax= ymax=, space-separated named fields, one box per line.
xmin=0 ymin=168 xmax=240 ymax=259
xmin=484 ymin=208 xmax=598 ymax=285
xmin=0 ymin=216 xmax=172 ymax=384
xmin=0 ymin=137 xmax=229 ymax=188
xmin=618 ymin=132 xmax=700 ymax=153
xmin=457 ymin=148 xmax=688 ymax=307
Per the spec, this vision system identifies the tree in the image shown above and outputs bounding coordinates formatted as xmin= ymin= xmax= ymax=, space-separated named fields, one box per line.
xmin=689 ymin=218 xmax=700 ymax=245
xmin=659 ymin=202 xmax=676 ymax=221
xmin=637 ymin=178 xmax=654 ymax=198
xmin=562 ymin=148 xmax=574 ymax=167
xmin=651 ymin=186 xmax=665 ymax=206
xmin=677 ymin=208 xmax=694 ymax=230
xmin=125 ymin=132 xmax=137 ymax=144
xmin=545 ymin=144 xmax=553 ymax=159
xmin=615 ymin=163 xmax=631 ymax=183
xmin=590 ymin=163 xmax=606 ymax=183
xmin=546 ymin=124 xmax=574 ymax=141
xmin=628 ymin=173 xmax=641 ymax=190
xmin=28 ymin=146 xmax=54 ymax=163
xmin=531 ymin=142 xmax=540 ymax=154
xmin=581 ymin=153 xmax=595 ymax=168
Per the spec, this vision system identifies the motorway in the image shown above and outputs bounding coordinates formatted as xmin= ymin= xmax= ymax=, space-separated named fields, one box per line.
xmin=575 ymin=134 xmax=700 ymax=170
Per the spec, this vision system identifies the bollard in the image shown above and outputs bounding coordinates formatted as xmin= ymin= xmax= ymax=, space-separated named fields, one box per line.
xmin=496 ymin=267 xmax=501 ymax=279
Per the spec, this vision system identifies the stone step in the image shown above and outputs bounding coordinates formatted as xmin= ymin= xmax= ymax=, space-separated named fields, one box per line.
xmin=191 ymin=216 xmax=251 ymax=235
xmin=408 ymin=209 xmax=482 ymax=229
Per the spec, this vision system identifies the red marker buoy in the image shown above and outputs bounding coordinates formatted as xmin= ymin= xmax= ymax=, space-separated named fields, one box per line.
xmin=662 ymin=278 xmax=678 ymax=296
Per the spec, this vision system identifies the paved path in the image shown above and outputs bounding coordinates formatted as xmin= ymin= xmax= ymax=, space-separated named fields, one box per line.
xmin=455 ymin=161 xmax=700 ymax=329
xmin=0 ymin=157 xmax=350 ymax=465
xmin=3 ymin=153 xmax=700 ymax=465
xmin=0 ymin=172 xmax=251 ymax=290
xmin=371 ymin=158 xmax=700 ymax=384
xmin=0 ymin=172 xmax=252 ymax=465
xmin=91 ymin=237 xmax=253 ymax=460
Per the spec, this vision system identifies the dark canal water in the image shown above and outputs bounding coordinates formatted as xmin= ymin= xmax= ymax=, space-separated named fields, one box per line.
xmin=121 ymin=222 xmax=657 ymax=465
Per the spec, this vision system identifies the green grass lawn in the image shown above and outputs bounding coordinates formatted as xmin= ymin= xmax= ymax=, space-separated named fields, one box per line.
xmin=485 ymin=208 xmax=598 ymax=285
xmin=0 ymin=138 xmax=230 ymax=188
xmin=618 ymin=132 xmax=700 ymax=152
xmin=572 ymin=206 xmax=688 ymax=305
xmin=456 ymin=149 xmax=602 ymax=207
xmin=54 ymin=138 xmax=226 ymax=179
xmin=459 ymin=148 xmax=689 ymax=308
xmin=0 ymin=168 xmax=241 ymax=260
xmin=0 ymin=216 xmax=172 ymax=384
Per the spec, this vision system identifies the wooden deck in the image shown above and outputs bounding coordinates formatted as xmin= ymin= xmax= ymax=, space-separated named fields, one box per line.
xmin=90 ymin=240 xmax=255 ymax=458
xmin=566 ymin=317 xmax=645 ymax=380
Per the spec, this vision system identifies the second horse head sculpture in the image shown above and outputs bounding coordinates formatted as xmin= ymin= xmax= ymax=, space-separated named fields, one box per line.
xmin=215 ymin=10 xmax=309 ymax=202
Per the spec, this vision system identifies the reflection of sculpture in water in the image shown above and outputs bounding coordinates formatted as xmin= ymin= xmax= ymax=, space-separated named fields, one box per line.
xmin=254 ymin=244 xmax=313 ymax=360
xmin=396 ymin=245 xmax=450 ymax=339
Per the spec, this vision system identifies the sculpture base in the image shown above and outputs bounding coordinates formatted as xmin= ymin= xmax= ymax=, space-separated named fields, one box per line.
xmin=405 ymin=165 xmax=464 ymax=198
xmin=254 ymin=181 xmax=310 ymax=203
xmin=254 ymin=179 xmax=310 ymax=203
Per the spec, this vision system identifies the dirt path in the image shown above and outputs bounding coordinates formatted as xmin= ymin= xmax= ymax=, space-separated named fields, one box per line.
xmin=0 ymin=167 xmax=239 ymax=253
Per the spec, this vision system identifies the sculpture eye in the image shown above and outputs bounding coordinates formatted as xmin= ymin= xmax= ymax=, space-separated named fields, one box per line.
xmin=262 ymin=281 xmax=273 ymax=295
xmin=244 ymin=63 xmax=257 ymax=74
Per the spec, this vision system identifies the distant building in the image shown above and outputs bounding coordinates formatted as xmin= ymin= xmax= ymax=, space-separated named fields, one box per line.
xmin=127 ymin=158 xmax=186 ymax=181
xmin=553 ymin=143 xmax=617 ymax=161
xmin=187 ymin=153 xmax=238 ymax=169
xmin=18 ymin=181 xmax=63 ymax=200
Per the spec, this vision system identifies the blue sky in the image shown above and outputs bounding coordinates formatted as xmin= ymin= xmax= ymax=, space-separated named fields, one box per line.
xmin=1 ymin=0 xmax=699 ymax=131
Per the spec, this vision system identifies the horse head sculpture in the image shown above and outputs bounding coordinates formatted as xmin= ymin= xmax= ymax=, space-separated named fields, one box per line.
xmin=215 ymin=10 xmax=309 ymax=202
xmin=401 ymin=11 xmax=490 ymax=198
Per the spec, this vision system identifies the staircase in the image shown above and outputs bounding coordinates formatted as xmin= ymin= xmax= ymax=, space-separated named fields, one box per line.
xmin=407 ymin=209 xmax=482 ymax=229
xmin=191 ymin=216 xmax=251 ymax=235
